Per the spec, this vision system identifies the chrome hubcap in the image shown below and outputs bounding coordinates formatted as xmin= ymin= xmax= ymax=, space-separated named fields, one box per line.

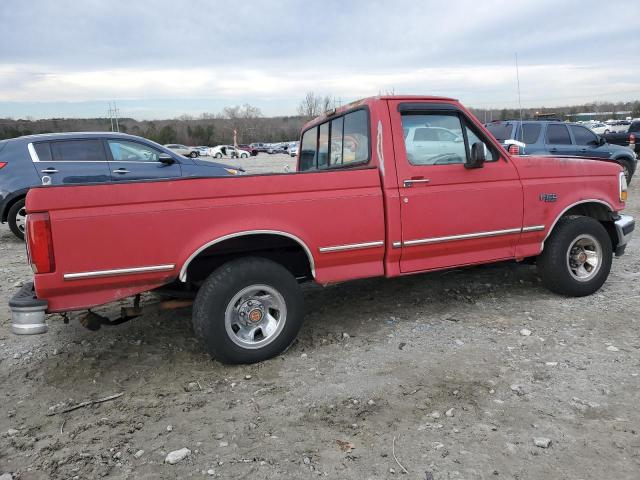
xmin=566 ymin=234 xmax=602 ymax=282
xmin=16 ymin=207 xmax=26 ymax=233
xmin=224 ymin=284 xmax=287 ymax=349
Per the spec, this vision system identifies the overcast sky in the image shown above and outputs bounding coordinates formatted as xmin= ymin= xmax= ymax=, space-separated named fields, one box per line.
xmin=1 ymin=0 xmax=638 ymax=119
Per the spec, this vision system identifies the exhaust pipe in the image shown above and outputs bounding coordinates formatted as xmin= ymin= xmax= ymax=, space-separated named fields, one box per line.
xmin=9 ymin=283 xmax=48 ymax=335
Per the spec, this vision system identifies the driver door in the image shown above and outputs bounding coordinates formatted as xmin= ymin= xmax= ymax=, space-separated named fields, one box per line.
xmin=389 ymin=101 xmax=523 ymax=273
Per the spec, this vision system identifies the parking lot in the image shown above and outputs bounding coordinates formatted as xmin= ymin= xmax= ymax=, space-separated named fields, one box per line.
xmin=1 ymin=154 xmax=639 ymax=480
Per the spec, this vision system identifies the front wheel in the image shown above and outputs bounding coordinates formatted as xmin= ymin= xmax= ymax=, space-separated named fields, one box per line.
xmin=240 ymin=153 xmax=248 ymax=158
xmin=190 ymin=151 xmax=198 ymax=158
xmin=215 ymin=152 xmax=222 ymax=159
xmin=620 ymin=158 xmax=634 ymax=184
xmin=192 ymin=257 xmax=304 ymax=364
xmin=537 ymin=216 xmax=612 ymax=297
xmin=8 ymin=198 xmax=27 ymax=240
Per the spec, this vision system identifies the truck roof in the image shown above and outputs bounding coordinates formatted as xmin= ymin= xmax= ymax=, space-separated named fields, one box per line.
xmin=303 ymin=95 xmax=458 ymax=130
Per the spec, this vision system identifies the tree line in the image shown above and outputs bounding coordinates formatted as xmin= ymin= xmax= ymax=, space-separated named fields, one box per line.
xmin=0 ymin=103 xmax=308 ymax=145
xmin=2 ymin=95 xmax=639 ymax=144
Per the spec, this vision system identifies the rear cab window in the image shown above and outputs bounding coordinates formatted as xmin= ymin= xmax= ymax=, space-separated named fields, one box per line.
xmin=298 ymin=109 xmax=370 ymax=172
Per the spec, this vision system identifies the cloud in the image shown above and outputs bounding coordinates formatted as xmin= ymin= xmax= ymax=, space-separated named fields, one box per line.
xmin=0 ymin=0 xmax=638 ymax=118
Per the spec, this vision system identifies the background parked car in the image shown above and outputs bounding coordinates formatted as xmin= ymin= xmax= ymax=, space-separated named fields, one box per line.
xmin=164 ymin=144 xmax=200 ymax=158
xmin=267 ymin=143 xmax=286 ymax=154
xmin=485 ymin=120 xmax=637 ymax=182
xmin=0 ymin=133 xmax=238 ymax=240
xmin=209 ymin=145 xmax=250 ymax=159
xmin=289 ymin=141 xmax=299 ymax=157
xmin=195 ymin=146 xmax=210 ymax=156
xmin=605 ymin=120 xmax=631 ymax=133
xmin=250 ymin=142 xmax=268 ymax=153
xmin=604 ymin=120 xmax=640 ymax=157
xmin=588 ymin=123 xmax=612 ymax=135
xmin=237 ymin=144 xmax=258 ymax=156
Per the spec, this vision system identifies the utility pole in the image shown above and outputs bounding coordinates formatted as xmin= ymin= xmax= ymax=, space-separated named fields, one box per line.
xmin=108 ymin=103 xmax=114 ymax=132
xmin=107 ymin=102 xmax=120 ymax=132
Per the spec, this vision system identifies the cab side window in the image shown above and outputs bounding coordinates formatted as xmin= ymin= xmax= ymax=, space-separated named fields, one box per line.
xmin=401 ymin=113 xmax=495 ymax=166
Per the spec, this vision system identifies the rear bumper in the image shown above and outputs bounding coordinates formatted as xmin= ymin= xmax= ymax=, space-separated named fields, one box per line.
xmin=9 ymin=282 xmax=48 ymax=335
xmin=614 ymin=214 xmax=635 ymax=256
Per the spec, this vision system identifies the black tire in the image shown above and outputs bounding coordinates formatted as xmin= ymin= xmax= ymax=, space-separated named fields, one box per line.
xmin=240 ymin=153 xmax=248 ymax=158
xmin=190 ymin=151 xmax=198 ymax=158
xmin=192 ymin=257 xmax=304 ymax=364
xmin=7 ymin=198 xmax=26 ymax=241
xmin=537 ymin=216 xmax=612 ymax=297
xmin=619 ymin=158 xmax=634 ymax=184
xmin=215 ymin=152 xmax=222 ymax=159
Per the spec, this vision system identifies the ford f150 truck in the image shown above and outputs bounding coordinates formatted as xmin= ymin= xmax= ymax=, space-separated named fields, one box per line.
xmin=10 ymin=96 xmax=635 ymax=364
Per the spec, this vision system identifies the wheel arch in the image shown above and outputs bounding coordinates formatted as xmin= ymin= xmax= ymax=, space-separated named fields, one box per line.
xmin=179 ymin=230 xmax=316 ymax=283
xmin=543 ymin=199 xmax=617 ymax=250
xmin=1 ymin=189 xmax=29 ymax=223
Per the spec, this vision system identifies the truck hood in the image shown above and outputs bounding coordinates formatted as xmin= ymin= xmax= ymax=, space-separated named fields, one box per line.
xmin=511 ymin=155 xmax=622 ymax=180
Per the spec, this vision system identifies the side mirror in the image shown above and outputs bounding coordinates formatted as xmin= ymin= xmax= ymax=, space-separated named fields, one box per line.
xmin=158 ymin=153 xmax=176 ymax=164
xmin=598 ymin=136 xmax=606 ymax=146
xmin=465 ymin=142 xmax=486 ymax=169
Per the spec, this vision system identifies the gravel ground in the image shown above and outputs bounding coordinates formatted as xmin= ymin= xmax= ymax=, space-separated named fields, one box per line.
xmin=1 ymin=156 xmax=639 ymax=479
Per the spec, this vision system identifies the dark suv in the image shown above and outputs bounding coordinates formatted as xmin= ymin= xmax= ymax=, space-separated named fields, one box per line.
xmin=486 ymin=120 xmax=637 ymax=182
xmin=0 ymin=132 xmax=238 ymax=240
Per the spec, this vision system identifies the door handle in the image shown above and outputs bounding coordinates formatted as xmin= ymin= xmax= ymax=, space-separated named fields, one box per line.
xmin=40 ymin=168 xmax=58 ymax=174
xmin=548 ymin=148 xmax=557 ymax=152
xmin=403 ymin=178 xmax=430 ymax=187
xmin=114 ymin=168 xmax=130 ymax=174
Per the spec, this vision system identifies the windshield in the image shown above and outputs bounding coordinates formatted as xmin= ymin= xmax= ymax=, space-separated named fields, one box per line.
xmin=486 ymin=123 xmax=514 ymax=142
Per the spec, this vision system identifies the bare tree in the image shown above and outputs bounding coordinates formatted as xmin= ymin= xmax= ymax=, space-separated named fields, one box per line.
xmin=297 ymin=92 xmax=322 ymax=117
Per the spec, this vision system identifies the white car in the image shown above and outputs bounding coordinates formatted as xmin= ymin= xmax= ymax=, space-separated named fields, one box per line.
xmin=164 ymin=144 xmax=200 ymax=158
xmin=403 ymin=126 xmax=466 ymax=165
xmin=209 ymin=145 xmax=249 ymax=159
xmin=289 ymin=142 xmax=299 ymax=157
xmin=588 ymin=123 xmax=611 ymax=135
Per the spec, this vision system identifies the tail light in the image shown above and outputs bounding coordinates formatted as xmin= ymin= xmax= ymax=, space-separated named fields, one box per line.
xmin=26 ymin=212 xmax=55 ymax=274
xmin=508 ymin=144 xmax=520 ymax=155
xmin=0 ymin=162 xmax=6 ymax=169
xmin=630 ymin=134 xmax=635 ymax=148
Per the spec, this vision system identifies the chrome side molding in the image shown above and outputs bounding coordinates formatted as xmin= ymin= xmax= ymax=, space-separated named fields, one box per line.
xmin=319 ymin=240 xmax=384 ymax=253
xmin=64 ymin=264 xmax=176 ymax=280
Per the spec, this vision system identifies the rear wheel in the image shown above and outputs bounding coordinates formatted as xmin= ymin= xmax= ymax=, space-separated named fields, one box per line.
xmin=8 ymin=198 xmax=26 ymax=240
xmin=215 ymin=152 xmax=222 ymax=159
xmin=192 ymin=257 xmax=304 ymax=364
xmin=537 ymin=216 xmax=612 ymax=296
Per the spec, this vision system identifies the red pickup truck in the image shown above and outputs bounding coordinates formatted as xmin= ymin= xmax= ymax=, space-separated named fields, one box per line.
xmin=11 ymin=96 xmax=635 ymax=364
